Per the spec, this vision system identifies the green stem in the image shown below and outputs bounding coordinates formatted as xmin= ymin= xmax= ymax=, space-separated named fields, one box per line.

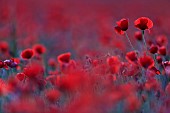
xmin=124 ymin=31 xmax=135 ymax=50
xmin=142 ymin=30 xmax=148 ymax=53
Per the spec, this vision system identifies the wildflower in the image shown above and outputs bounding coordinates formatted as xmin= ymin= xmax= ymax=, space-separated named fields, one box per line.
xmin=0 ymin=41 xmax=9 ymax=53
xmin=0 ymin=61 xmax=4 ymax=68
xmin=138 ymin=54 xmax=154 ymax=69
xmin=116 ymin=18 xmax=129 ymax=31
xmin=21 ymin=49 xmax=34 ymax=59
xmin=33 ymin=44 xmax=46 ymax=55
xmin=46 ymin=89 xmax=60 ymax=103
xmin=134 ymin=31 xmax=142 ymax=41
xmin=114 ymin=18 xmax=128 ymax=35
xmin=57 ymin=52 xmax=71 ymax=64
xmin=156 ymin=35 xmax=168 ymax=47
xmin=16 ymin=73 xmax=25 ymax=81
xmin=114 ymin=26 xmax=124 ymax=35
xmin=107 ymin=56 xmax=121 ymax=74
xmin=125 ymin=51 xmax=138 ymax=63
xmin=149 ymin=44 xmax=158 ymax=54
xmin=158 ymin=46 xmax=166 ymax=56
xmin=134 ymin=17 xmax=153 ymax=30
xmin=156 ymin=56 xmax=162 ymax=64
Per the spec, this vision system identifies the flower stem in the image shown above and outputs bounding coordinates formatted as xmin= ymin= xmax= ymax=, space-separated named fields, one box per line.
xmin=124 ymin=31 xmax=135 ymax=50
xmin=142 ymin=30 xmax=148 ymax=53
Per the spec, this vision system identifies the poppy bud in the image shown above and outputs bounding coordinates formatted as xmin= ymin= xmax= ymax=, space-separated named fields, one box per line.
xmin=134 ymin=31 xmax=142 ymax=41
xmin=156 ymin=56 xmax=162 ymax=64
xmin=158 ymin=46 xmax=166 ymax=56
xmin=149 ymin=45 xmax=158 ymax=54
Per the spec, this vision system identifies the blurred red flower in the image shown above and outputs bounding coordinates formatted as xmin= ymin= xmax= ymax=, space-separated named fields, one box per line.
xmin=149 ymin=44 xmax=158 ymax=54
xmin=16 ymin=73 xmax=25 ymax=81
xmin=156 ymin=35 xmax=168 ymax=47
xmin=125 ymin=51 xmax=138 ymax=63
xmin=33 ymin=44 xmax=46 ymax=55
xmin=0 ymin=41 xmax=9 ymax=53
xmin=57 ymin=52 xmax=71 ymax=64
xmin=134 ymin=31 xmax=142 ymax=41
xmin=158 ymin=46 xmax=166 ymax=56
xmin=45 ymin=89 xmax=60 ymax=103
xmin=138 ymin=54 xmax=154 ymax=69
xmin=21 ymin=49 xmax=34 ymax=59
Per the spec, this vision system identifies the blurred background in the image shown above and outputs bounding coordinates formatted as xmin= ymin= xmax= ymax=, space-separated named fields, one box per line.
xmin=0 ymin=0 xmax=169 ymax=59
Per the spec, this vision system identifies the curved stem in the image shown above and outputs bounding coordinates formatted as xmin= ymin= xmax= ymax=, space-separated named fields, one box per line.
xmin=124 ymin=31 xmax=135 ymax=50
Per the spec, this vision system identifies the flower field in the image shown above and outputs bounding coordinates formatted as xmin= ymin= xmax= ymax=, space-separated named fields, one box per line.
xmin=0 ymin=0 xmax=170 ymax=113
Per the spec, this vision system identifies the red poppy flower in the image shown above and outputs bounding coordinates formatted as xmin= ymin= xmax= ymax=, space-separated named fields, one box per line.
xmin=158 ymin=46 xmax=166 ymax=56
xmin=0 ymin=41 xmax=9 ymax=53
xmin=48 ymin=58 xmax=56 ymax=68
xmin=156 ymin=35 xmax=168 ymax=47
xmin=107 ymin=56 xmax=121 ymax=74
xmin=46 ymin=89 xmax=60 ymax=103
xmin=16 ymin=73 xmax=25 ymax=81
xmin=114 ymin=18 xmax=128 ymax=35
xmin=33 ymin=44 xmax=46 ymax=55
xmin=0 ymin=61 xmax=4 ymax=68
xmin=134 ymin=17 xmax=153 ymax=30
xmin=57 ymin=52 xmax=71 ymax=64
xmin=21 ymin=49 xmax=34 ymax=59
xmin=149 ymin=44 xmax=158 ymax=54
xmin=23 ymin=63 xmax=44 ymax=78
xmin=156 ymin=56 xmax=162 ymax=64
xmin=134 ymin=31 xmax=142 ymax=41
xmin=116 ymin=18 xmax=129 ymax=31
xmin=114 ymin=26 xmax=124 ymax=35
xmin=125 ymin=51 xmax=138 ymax=63
xmin=138 ymin=54 xmax=154 ymax=69
xmin=107 ymin=56 xmax=120 ymax=66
